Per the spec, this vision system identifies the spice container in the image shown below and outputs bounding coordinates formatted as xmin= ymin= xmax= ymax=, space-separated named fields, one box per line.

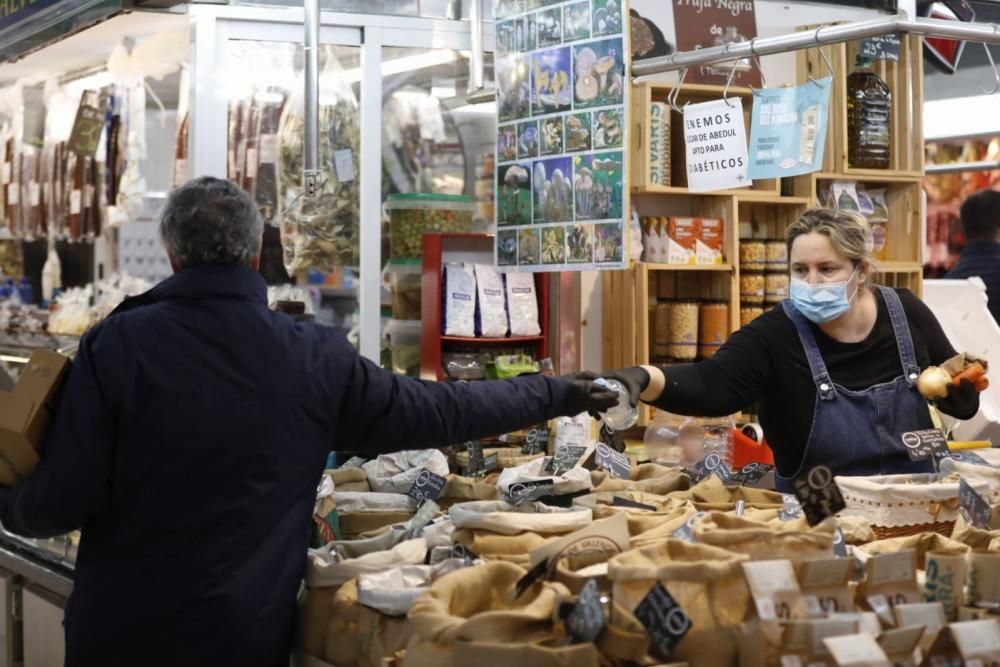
xmin=385 ymin=259 xmax=422 ymax=320
xmin=740 ymin=240 xmax=767 ymax=271
xmin=668 ymin=300 xmax=699 ymax=361
xmin=698 ymin=301 xmax=729 ymax=359
xmin=653 ymin=301 xmax=671 ymax=359
xmin=765 ymin=240 xmax=788 ymax=272
xmin=764 ymin=272 xmax=790 ymax=302
xmin=740 ymin=271 xmax=765 ymax=305
xmin=740 ymin=306 xmax=764 ymax=327
xmin=385 ymin=318 xmax=422 ymax=377
xmin=386 ymin=193 xmax=475 ymax=259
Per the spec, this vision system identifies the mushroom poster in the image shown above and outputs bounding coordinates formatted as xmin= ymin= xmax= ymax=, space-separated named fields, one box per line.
xmin=495 ymin=0 xmax=629 ymax=272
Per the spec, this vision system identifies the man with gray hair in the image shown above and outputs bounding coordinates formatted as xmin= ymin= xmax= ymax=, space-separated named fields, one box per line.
xmin=0 ymin=176 xmax=617 ymax=666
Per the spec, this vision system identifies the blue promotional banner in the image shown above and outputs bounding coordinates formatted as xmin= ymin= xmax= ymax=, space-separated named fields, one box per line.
xmin=748 ymin=78 xmax=832 ymax=180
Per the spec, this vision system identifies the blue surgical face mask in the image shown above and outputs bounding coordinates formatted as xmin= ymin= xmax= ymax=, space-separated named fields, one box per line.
xmin=790 ymin=268 xmax=859 ymax=324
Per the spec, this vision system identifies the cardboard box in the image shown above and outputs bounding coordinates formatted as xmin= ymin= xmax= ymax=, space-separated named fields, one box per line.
xmin=0 ymin=350 xmax=70 ymax=486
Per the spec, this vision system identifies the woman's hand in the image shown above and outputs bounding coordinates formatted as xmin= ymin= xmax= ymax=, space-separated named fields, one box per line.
xmin=600 ymin=367 xmax=652 ymax=407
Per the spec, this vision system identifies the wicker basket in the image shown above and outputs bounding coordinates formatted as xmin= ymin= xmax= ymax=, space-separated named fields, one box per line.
xmin=836 ymin=473 xmax=994 ymax=540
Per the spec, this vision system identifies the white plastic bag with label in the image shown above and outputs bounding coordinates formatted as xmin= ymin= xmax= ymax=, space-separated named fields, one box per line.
xmin=444 ymin=263 xmax=476 ymax=337
xmin=475 ymin=263 xmax=508 ymax=337
xmin=505 ymin=272 xmax=540 ymax=336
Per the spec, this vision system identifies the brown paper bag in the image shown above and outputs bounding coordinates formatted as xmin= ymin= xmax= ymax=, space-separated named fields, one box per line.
xmin=607 ymin=539 xmax=751 ymax=667
xmin=859 ymin=534 xmax=970 ymax=570
xmin=797 ymin=557 xmax=856 ymax=616
xmin=692 ymin=511 xmax=835 ymax=561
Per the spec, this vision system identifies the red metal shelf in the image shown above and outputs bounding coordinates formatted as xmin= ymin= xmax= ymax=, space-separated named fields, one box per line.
xmin=440 ymin=335 xmax=546 ymax=345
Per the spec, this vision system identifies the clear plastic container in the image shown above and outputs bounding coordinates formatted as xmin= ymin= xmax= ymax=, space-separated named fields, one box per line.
xmin=384 ymin=258 xmax=422 ymax=320
xmin=643 ymin=410 xmax=688 ymax=465
xmin=385 ymin=318 xmax=422 ymax=377
xmin=385 ymin=193 xmax=475 ymax=259
xmin=593 ymin=377 xmax=638 ymax=431
xmin=676 ymin=415 xmax=735 ymax=468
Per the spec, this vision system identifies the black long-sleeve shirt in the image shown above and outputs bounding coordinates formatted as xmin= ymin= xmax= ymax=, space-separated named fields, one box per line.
xmin=653 ymin=288 xmax=964 ymax=476
xmin=0 ymin=264 xmax=570 ymax=667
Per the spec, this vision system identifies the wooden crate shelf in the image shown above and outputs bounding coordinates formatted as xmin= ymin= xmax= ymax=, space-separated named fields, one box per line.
xmin=642 ymin=263 xmax=734 ymax=272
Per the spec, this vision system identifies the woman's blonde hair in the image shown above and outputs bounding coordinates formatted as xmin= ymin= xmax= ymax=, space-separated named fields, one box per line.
xmin=785 ymin=208 xmax=876 ymax=271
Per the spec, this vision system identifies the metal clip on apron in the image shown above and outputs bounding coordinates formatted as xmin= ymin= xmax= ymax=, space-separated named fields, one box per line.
xmin=777 ymin=286 xmax=935 ymax=492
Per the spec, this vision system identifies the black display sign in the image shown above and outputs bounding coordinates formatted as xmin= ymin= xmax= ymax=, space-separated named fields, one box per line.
xmin=634 ymin=582 xmax=692 ymax=659
xmin=465 ymin=441 xmax=485 ymax=477
xmin=68 ymin=90 xmax=109 ymax=157
xmin=859 ymin=33 xmax=901 ymax=62
xmin=566 ymin=579 xmax=606 ymax=643
xmin=946 ymin=450 xmax=993 ymax=467
xmin=671 ymin=511 xmax=705 ymax=544
xmin=734 ymin=462 xmax=775 ymax=486
xmin=595 ymin=443 xmax=632 ymax=480
xmin=682 ymin=466 xmax=709 ymax=484
xmin=792 ymin=466 xmax=846 ymax=526
xmin=505 ymin=479 xmax=556 ymax=505
xmin=599 ymin=424 xmax=627 ymax=454
xmin=521 ymin=426 xmax=549 ymax=455
xmin=779 ymin=494 xmax=804 ymax=521
xmin=515 ymin=557 xmax=550 ymax=599
xmin=483 ymin=453 xmax=499 ymax=474
xmin=613 ymin=496 xmax=658 ymax=512
xmin=404 ymin=499 xmax=440 ymax=540
xmin=545 ymin=445 xmax=587 ymax=476
xmin=832 ymin=527 xmax=848 ymax=558
xmin=451 ymin=543 xmax=478 ymax=564
xmin=901 ymin=429 xmax=950 ymax=465
xmin=339 ymin=455 xmax=366 ymax=469
xmin=407 ymin=469 xmax=448 ymax=505
xmin=694 ymin=452 xmax=735 ymax=483
xmin=959 ymin=479 xmax=993 ymax=530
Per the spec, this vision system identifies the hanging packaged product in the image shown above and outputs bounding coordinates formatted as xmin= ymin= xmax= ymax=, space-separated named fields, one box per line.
xmin=697 ymin=217 xmax=724 ymax=264
xmin=830 ymin=181 xmax=862 ymax=213
xmin=474 ymin=263 xmax=509 ymax=338
xmin=698 ymin=301 xmax=728 ymax=359
xmin=443 ymin=263 xmax=476 ymax=337
xmin=666 ymin=217 xmax=700 ymax=265
xmin=505 ymin=272 xmax=540 ymax=336
xmin=847 ymin=57 xmax=891 ymax=170
xmin=747 ymin=78 xmax=832 ymax=179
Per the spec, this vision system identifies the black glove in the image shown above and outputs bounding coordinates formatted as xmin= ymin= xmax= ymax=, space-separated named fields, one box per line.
xmin=559 ymin=371 xmax=621 ymax=417
xmin=935 ymin=378 xmax=981 ymax=420
xmin=600 ymin=367 xmax=652 ymax=407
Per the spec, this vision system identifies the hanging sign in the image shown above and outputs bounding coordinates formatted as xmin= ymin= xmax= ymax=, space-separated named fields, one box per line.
xmin=668 ymin=0 xmax=762 ymax=88
xmin=748 ymin=79 xmax=831 ymax=180
xmin=493 ymin=0 xmax=629 ymax=273
xmin=683 ymin=98 xmax=751 ymax=193
xmin=859 ymin=34 xmax=901 ymax=62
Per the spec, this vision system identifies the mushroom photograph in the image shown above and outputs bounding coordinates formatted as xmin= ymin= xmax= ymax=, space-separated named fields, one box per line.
xmin=594 ymin=222 xmax=624 ymax=264
xmin=565 ymin=112 xmax=592 ymax=152
xmin=536 ymin=8 xmax=562 ymax=48
xmin=496 ymin=0 xmax=525 ymax=19
xmin=567 ymin=224 xmax=594 ymax=263
xmin=573 ymin=38 xmax=625 ymax=109
xmin=593 ymin=109 xmax=623 ymax=149
xmin=563 ymin=1 xmax=591 ymax=43
xmin=573 ymin=150 xmax=623 ymax=221
xmin=517 ymin=121 xmax=539 ymax=159
xmin=498 ymin=54 xmax=530 ymax=122
xmin=542 ymin=226 xmax=566 ymax=264
xmin=540 ymin=117 xmax=564 ymax=155
xmin=497 ymin=229 xmax=518 ymax=266
xmin=531 ymin=47 xmax=572 ymax=115
xmin=498 ymin=162 xmax=532 ymax=226
xmin=498 ymin=125 xmax=518 ymax=162
xmin=533 ymin=156 xmax=574 ymax=224
xmin=518 ymin=227 xmax=541 ymax=265
xmin=592 ymin=0 xmax=622 ymax=37
xmin=496 ymin=18 xmax=522 ymax=57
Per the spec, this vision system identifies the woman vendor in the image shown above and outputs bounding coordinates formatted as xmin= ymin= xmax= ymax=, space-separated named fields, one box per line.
xmin=605 ymin=209 xmax=984 ymax=491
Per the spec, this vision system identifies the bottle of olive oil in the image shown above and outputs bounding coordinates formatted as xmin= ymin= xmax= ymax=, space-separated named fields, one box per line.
xmin=847 ymin=56 xmax=891 ymax=169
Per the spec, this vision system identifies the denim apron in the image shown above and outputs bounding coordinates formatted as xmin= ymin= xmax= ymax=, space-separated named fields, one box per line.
xmin=776 ymin=286 xmax=935 ymax=492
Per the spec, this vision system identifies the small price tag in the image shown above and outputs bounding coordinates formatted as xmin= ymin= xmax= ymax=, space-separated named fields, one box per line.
xmin=612 ymin=496 xmax=658 ymax=511
xmin=780 ymin=494 xmax=804 ymax=521
xmin=634 ymin=581 xmax=693 ymax=659
xmin=701 ymin=452 xmax=735 ymax=483
xmin=339 ymin=456 xmax=366 ymax=469
xmin=947 ymin=450 xmax=993 ymax=467
xmin=832 ymin=526 xmax=848 ymax=558
xmin=483 ymin=453 xmax=499 ymax=474
xmin=901 ymin=429 xmax=950 ymax=464
xmin=465 ymin=441 xmax=486 ymax=477
xmin=407 ymin=469 xmax=448 ymax=505
xmin=505 ymin=479 xmax=555 ymax=505
xmin=70 ymin=190 xmax=81 ymax=215
xmin=792 ymin=466 xmax=846 ymax=526
xmin=599 ymin=423 xmax=627 ymax=453
xmin=595 ymin=443 xmax=631 ymax=480
xmin=6 ymin=184 xmax=17 ymax=206
xmin=866 ymin=594 xmax=895 ymax=626
xmin=545 ymin=445 xmax=587 ymax=476
xmin=683 ymin=465 xmax=709 ymax=483
xmin=333 ymin=148 xmax=355 ymax=183
xmin=671 ymin=511 xmax=704 ymax=544
xmin=515 ymin=557 xmax=550 ymax=599
xmin=756 ymin=597 xmax=778 ymax=620
xmin=403 ymin=499 xmax=440 ymax=539
xmin=258 ymin=134 xmax=278 ymax=165
xmin=735 ymin=462 xmax=775 ymax=486
xmin=29 ymin=182 xmax=39 ymax=207
xmin=801 ymin=594 xmax=823 ymax=618
xmin=521 ymin=426 xmax=549 ymax=455
xmin=566 ymin=579 xmax=606 ymax=643
xmin=959 ymin=478 xmax=993 ymax=530
xmin=451 ymin=543 xmax=478 ymax=564
xmin=1 ymin=162 xmax=10 ymax=184
xmin=859 ymin=33 xmax=901 ymax=62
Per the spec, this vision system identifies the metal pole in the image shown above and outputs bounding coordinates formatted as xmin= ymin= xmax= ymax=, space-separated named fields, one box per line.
xmin=468 ymin=0 xmax=484 ymax=95
xmin=303 ymin=0 xmax=321 ymax=198
xmin=926 ymin=160 xmax=1000 ymax=174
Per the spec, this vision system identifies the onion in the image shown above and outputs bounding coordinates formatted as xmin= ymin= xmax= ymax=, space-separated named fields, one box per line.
xmin=917 ymin=366 xmax=952 ymax=400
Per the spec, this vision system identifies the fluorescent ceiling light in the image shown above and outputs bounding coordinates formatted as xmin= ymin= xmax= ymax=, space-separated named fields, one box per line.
xmin=925 ymin=93 xmax=1000 ymax=140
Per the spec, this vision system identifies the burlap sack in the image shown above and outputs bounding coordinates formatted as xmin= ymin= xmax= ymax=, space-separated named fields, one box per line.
xmin=449 ymin=501 xmax=592 ymax=535
xmin=857 ymin=532 xmax=971 ymax=569
xmin=692 ymin=512 xmax=835 ymax=561
xmin=451 ymin=639 xmax=600 ymax=667
xmin=496 ymin=458 xmax=593 ymax=497
xmin=326 ymin=579 xmax=414 ymax=667
xmin=363 ymin=450 xmax=450 ymax=494
xmin=327 ymin=467 xmax=370 ymax=492
xmin=590 ymin=463 xmax=690 ymax=495
xmin=404 ymin=561 xmax=573 ymax=667
xmin=441 ymin=474 xmax=500 ymax=507
xmin=951 ymin=514 xmax=1000 ymax=551
xmin=357 ymin=560 xmax=469 ymax=616
xmin=664 ymin=476 xmax=784 ymax=512
xmin=607 ymin=539 xmax=751 ymax=667
xmin=340 ymin=512 xmax=415 ymax=540
xmin=629 ymin=505 xmax=701 ymax=548
xmin=574 ymin=491 xmax=693 ymax=538
xmin=451 ymin=528 xmax=558 ymax=566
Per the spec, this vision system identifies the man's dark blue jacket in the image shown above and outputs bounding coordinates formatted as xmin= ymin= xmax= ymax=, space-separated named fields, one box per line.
xmin=0 ymin=264 xmax=570 ymax=666
xmin=945 ymin=240 xmax=1000 ymax=324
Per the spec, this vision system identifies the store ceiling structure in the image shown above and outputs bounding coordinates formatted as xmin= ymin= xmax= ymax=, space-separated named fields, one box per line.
xmin=924 ymin=0 xmax=1000 ymax=100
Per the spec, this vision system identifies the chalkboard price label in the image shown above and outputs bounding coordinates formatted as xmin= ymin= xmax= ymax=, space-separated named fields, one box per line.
xmin=792 ymin=465 xmax=846 ymax=526
xmin=465 ymin=441 xmax=487 ymax=477
xmin=566 ymin=579 xmax=606 ymax=643
xmin=735 ymin=462 xmax=775 ymax=486
xmin=959 ymin=479 xmax=993 ymax=530
xmin=599 ymin=424 xmax=627 ymax=453
xmin=545 ymin=445 xmax=587 ymax=476
xmin=521 ymin=427 xmax=549 ymax=455
xmin=407 ymin=469 xmax=448 ymax=505
xmin=900 ymin=429 xmax=950 ymax=463
xmin=595 ymin=443 xmax=632 ymax=480
xmin=859 ymin=33 xmax=901 ymax=62
xmin=946 ymin=450 xmax=993 ymax=467
xmin=634 ymin=581 xmax=693 ymax=659
xmin=506 ymin=479 xmax=556 ymax=505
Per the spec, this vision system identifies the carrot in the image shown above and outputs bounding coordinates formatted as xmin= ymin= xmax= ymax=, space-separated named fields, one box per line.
xmin=975 ymin=376 xmax=990 ymax=392
xmin=952 ymin=362 xmax=986 ymax=387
